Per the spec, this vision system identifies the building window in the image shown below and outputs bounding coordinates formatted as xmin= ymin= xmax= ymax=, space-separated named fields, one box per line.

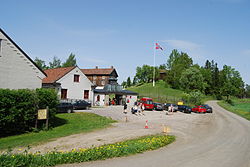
xmin=101 ymin=81 xmax=105 ymax=85
xmin=93 ymin=80 xmax=96 ymax=85
xmin=102 ymin=76 xmax=105 ymax=79
xmin=61 ymin=89 xmax=67 ymax=99
xmin=74 ymin=75 xmax=80 ymax=82
xmin=84 ymin=90 xmax=89 ymax=99
xmin=93 ymin=75 xmax=97 ymax=80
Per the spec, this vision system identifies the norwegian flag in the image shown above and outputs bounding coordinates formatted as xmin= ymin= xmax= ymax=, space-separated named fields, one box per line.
xmin=155 ymin=43 xmax=163 ymax=50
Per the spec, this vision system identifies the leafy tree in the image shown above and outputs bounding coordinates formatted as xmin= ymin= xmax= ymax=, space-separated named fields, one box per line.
xmin=126 ymin=77 xmax=131 ymax=87
xmin=49 ymin=56 xmax=61 ymax=69
xmin=201 ymin=60 xmax=213 ymax=95
xmin=135 ymin=65 xmax=159 ymax=83
xmin=245 ymin=84 xmax=250 ymax=98
xmin=166 ymin=50 xmax=193 ymax=88
xmin=132 ymin=76 xmax=138 ymax=86
xmin=220 ymin=65 xmax=244 ymax=100
xmin=34 ymin=57 xmax=48 ymax=70
xmin=179 ymin=66 xmax=206 ymax=92
xmin=159 ymin=64 xmax=167 ymax=70
xmin=121 ymin=81 xmax=127 ymax=88
xmin=62 ymin=53 xmax=77 ymax=67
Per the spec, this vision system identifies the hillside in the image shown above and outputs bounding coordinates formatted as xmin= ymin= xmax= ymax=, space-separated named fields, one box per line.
xmin=127 ymin=80 xmax=185 ymax=103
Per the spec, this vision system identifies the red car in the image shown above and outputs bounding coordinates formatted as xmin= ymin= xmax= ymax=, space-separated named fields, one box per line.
xmin=192 ymin=105 xmax=207 ymax=113
xmin=139 ymin=97 xmax=154 ymax=110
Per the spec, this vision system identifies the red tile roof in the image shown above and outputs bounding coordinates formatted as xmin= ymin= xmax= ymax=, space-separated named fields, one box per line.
xmin=42 ymin=66 xmax=75 ymax=83
xmin=81 ymin=68 xmax=116 ymax=76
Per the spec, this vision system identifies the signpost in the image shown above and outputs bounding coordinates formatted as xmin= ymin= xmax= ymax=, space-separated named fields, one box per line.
xmin=35 ymin=106 xmax=49 ymax=130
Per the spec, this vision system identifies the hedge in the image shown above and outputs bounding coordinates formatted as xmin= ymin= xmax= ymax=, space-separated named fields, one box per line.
xmin=0 ymin=88 xmax=59 ymax=137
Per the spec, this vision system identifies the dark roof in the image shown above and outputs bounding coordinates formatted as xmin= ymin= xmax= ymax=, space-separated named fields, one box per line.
xmin=94 ymin=89 xmax=138 ymax=95
xmin=81 ymin=68 xmax=118 ymax=77
xmin=42 ymin=66 xmax=75 ymax=83
xmin=0 ymin=28 xmax=47 ymax=77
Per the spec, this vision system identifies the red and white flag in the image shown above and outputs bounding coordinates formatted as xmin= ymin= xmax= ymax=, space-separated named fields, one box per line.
xmin=155 ymin=43 xmax=163 ymax=50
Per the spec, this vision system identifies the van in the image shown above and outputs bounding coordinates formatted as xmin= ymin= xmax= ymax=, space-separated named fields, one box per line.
xmin=140 ymin=97 xmax=154 ymax=110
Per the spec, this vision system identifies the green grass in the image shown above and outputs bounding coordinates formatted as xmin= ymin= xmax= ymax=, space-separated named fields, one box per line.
xmin=0 ymin=113 xmax=116 ymax=150
xmin=128 ymin=80 xmax=185 ymax=103
xmin=0 ymin=135 xmax=175 ymax=167
xmin=218 ymin=99 xmax=250 ymax=120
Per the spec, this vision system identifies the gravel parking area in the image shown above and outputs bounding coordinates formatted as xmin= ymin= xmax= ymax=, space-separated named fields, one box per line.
xmin=23 ymin=105 xmax=206 ymax=154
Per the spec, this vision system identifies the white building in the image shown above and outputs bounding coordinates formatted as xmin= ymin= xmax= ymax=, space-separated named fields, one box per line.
xmin=0 ymin=28 xmax=46 ymax=89
xmin=42 ymin=66 xmax=94 ymax=104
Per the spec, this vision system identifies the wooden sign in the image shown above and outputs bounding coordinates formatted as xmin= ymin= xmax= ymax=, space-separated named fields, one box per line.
xmin=37 ymin=109 xmax=48 ymax=120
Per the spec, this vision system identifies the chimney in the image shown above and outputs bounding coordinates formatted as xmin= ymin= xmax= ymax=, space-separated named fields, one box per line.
xmin=95 ymin=66 xmax=98 ymax=69
xmin=111 ymin=66 xmax=114 ymax=69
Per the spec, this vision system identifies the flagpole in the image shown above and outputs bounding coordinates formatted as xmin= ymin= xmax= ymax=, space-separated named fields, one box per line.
xmin=153 ymin=42 xmax=156 ymax=87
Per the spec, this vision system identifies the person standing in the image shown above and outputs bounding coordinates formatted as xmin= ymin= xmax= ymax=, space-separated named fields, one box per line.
xmin=141 ymin=103 xmax=145 ymax=115
xmin=123 ymin=103 xmax=128 ymax=114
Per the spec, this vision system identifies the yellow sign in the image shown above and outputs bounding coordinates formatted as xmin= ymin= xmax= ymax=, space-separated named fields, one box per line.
xmin=177 ymin=101 xmax=183 ymax=105
xmin=37 ymin=109 xmax=48 ymax=120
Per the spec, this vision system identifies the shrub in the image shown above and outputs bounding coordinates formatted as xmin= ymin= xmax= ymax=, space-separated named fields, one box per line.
xmin=0 ymin=88 xmax=59 ymax=137
xmin=182 ymin=91 xmax=203 ymax=105
xmin=36 ymin=88 xmax=59 ymax=126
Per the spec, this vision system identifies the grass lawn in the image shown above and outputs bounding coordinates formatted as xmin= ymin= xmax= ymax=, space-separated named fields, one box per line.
xmin=218 ymin=99 xmax=250 ymax=120
xmin=128 ymin=80 xmax=213 ymax=105
xmin=128 ymin=80 xmax=185 ymax=103
xmin=0 ymin=113 xmax=115 ymax=150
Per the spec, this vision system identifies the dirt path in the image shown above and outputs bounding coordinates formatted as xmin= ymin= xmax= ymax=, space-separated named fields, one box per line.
xmin=59 ymin=101 xmax=250 ymax=167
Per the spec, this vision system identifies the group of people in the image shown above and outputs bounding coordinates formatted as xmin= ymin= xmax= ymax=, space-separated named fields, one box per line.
xmin=123 ymin=102 xmax=145 ymax=116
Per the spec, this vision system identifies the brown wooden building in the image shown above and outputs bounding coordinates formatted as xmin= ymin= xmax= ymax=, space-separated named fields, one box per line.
xmin=81 ymin=66 xmax=118 ymax=87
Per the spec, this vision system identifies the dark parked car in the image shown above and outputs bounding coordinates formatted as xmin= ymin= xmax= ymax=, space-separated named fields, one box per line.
xmin=57 ymin=102 xmax=73 ymax=113
xmin=177 ymin=105 xmax=192 ymax=114
xmin=164 ymin=103 xmax=178 ymax=112
xmin=153 ymin=102 xmax=164 ymax=111
xmin=202 ymin=104 xmax=213 ymax=113
xmin=73 ymin=100 xmax=91 ymax=110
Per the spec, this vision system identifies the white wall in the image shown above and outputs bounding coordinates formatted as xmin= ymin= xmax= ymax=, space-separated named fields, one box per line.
xmin=93 ymin=94 xmax=106 ymax=106
xmin=126 ymin=95 xmax=138 ymax=107
xmin=0 ymin=32 xmax=46 ymax=89
xmin=57 ymin=67 xmax=94 ymax=103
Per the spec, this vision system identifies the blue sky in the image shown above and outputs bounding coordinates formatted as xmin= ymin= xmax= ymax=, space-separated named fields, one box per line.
xmin=1 ymin=0 xmax=250 ymax=84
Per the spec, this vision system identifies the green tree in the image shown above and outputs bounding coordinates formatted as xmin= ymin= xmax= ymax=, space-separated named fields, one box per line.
xmin=49 ymin=56 xmax=61 ymax=69
xmin=126 ymin=77 xmax=131 ymax=87
xmin=179 ymin=66 xmax=206 ymax=92
xmin=220 ymin=65 xmax=244 ymax=100
xmin=62 ymin=53 xmax=77 ymax=67
xmin=132 ymin=76 xmax=138 ymax=86
xmin=34 ymin=57 xmax=48 ymax=70
xmin=121 ymin=81 xmax=127 ymax=88
xmin=135 ymin=65 xmax=158 ymax=83
xmin=201 ymin=60 xmax=213 ymax=95
xmin=245 ymin=84 xmax=250 ymax=98
xmin=166 ymin=50 xmax=193 ymax=88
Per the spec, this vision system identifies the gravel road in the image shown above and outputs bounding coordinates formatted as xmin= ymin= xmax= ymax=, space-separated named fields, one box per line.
xmin=59 ymin=101 xmax=250 ymax=167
